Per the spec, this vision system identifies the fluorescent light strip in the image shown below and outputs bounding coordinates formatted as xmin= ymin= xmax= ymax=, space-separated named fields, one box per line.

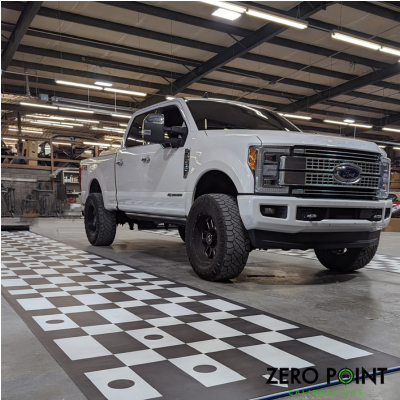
xmin=324 ymin=119 xmax=348 ymax=125
xmin=76 ymin=119 xmax=99 ymax=124
xmin=59 ymin=107 xmax=95 ymax=114
xmin=212 ymin=8 xmax=241 ymax=20
xmin=61 ymin=122 xmax=84 ymax=127
xmin=83 ymin=141 xmax=109 ymax=147
xmin=394 ymin=147 xmax=400 ymax=150
xmin=111 ymin=113 xmax=132 ymax=119
xmin=246 ymin=9 xmax=307 ymax=29
xmin=8 ymin=128 xmax=43 ymax=134
xmin=200 ymin=1 xmax=246 ymax=13
xmin=55 ymin=80 xmax=102 ymax=90
xmin=331 ymin=31 xmax=381 ymax=50
xmin=349 ymin=123 xmax=373 ymax=129
xmin=30 ymin=121 xmax=74 ymax=128
xmin=166 ymin=96 xmax=175 ymax=100
xmin=344 ymin=119 xmax=355 ymax=123
xmin=20 ymin=102 xmax=58 ymax=109
xmin=94 ymin=81 xmax=113 ymax=87
xmin=119 ymin=123 xmax=128 ymax=127
xmin=380 ymin=47 xmax=400 ymax=57
xmin=382 ymin=127 xmax=400 ymax=133
xmin=3 ymin=138 xmax=18 ymax=141
xmin=52 ymin=142 xmax=72 ymax=146
xmin=104 ymin=88 xmax=147 ymax=97
xmin=282 ymin=113 xmax=312 ymax=120
xmin=378 ymin=145 xmax=386 ymax=148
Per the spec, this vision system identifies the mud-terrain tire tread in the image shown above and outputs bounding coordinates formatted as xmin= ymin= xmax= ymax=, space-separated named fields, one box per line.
xmin=84 ymin=193 xmax=116 ymax=246
xmin=314 ymin=245 xmax=378 ymax=272
xmin=186 ymin=194 xmax=250 ymax=281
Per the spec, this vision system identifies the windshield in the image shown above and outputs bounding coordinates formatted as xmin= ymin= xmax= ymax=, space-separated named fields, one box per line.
xmin=187 ymin=100 xmax=300 ymax=132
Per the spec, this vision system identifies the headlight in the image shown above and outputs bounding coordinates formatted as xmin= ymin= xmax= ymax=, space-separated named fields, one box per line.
xmin=249 ymin=146 xmax=291 ymax=194
xmin=377 ymin=157 xmax=390 ymax=199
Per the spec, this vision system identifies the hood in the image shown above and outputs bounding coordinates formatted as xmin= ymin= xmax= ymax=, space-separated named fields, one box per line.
xmin=205 ymin=129 xmax=381 ymax=154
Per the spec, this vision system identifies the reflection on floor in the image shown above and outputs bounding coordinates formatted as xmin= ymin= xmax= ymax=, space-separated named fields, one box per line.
xmin=142 ymin=230 xmax=400 ymax=274
xmin=2 ymin=230 xmax=400 ymax=400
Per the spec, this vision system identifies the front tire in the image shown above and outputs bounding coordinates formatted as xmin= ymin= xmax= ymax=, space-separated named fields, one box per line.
xmin=84 ymin=193 xmax=116 ymax=246
xmin=186 ymin=194 xmax=250 ymax=281
xmin=314 ymin=245 xmax=378 ymax=272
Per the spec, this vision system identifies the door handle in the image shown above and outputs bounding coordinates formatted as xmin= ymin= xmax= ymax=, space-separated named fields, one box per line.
xmin=141 ymin=156 xmax=150 ymax=163
xmin=116 ymin=159 xmax=124 ymax=166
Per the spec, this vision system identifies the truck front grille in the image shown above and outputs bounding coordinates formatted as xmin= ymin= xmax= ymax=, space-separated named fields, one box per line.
xmin=281 ymin=146 xmax=382 ymax=200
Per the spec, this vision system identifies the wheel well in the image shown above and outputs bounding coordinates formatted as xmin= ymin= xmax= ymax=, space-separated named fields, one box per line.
xmin=89 ymin=179 xmax=101 ymax=193
xmin=194 ymin=171 xmax=238 ymax=200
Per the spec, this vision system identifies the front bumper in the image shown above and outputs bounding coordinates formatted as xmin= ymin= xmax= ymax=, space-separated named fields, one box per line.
xmin=237 ymin=195 xmax=392 ymax=234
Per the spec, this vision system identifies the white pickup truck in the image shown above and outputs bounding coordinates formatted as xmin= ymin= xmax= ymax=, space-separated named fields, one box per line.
xmin=80 ymin=98 xmax=392 ymax=281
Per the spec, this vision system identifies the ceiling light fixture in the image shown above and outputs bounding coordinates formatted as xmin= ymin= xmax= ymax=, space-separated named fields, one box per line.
xmin=52 ymin=142 xmax=72 ymax=146
xmin=331 ymin=31 xmax=381 ymax=50
xmin=119 ymin=123 xmax=128 ymax=127
xmin=55 ymin=80 xmax=102 ymax=90
xmin=30 ymin=121 xmax=74 ymax=128
xmin=3 ymin=137 xmax=19 ymax=141
xmin=59 ymin=107 xmax=95 ymax=114
xmin=94 ymin=81 xmax=113 ymax=87
xmin=282 ymin=113 xmax=312 ymax=120
xmin=20 ymin=102 xmax=58 ymax=109
xmin=382 ymin=127 xmax=400 ymax=133
xmin=349 ymin=123 xmax=373 ymax=129
xmin=61 ymin=122 xmax=84 ymax=127
xmin=378 ymin=145 xmax=386 ymax=148
xmin=83 ymin=141 xmax=109 ymax=147
xmin=394 ymin=147 xmax=400 ymax=150
xmin=165 ymin=96 xmax=176 ymax=100
xmin=111 ymin=113 xmax=132 ymax=119
xmin=104 ymin=88 xmax=147 ymax=97
xmin=200 ymin=1 xmax=246 ymax=13
xmin=75 ymin=119 xmax=99 ymax=124
xmin=324 ymin=119 xmax=348 ymax=125
xmin=8 ymin=128 xmax=43 ymax=134
xmin=380 ymin=47 xmax=400 ymax=57
xmin=344 ymin=119 xmax=355 ymax=123
xmin=212 ymin=8 xmax=241 ymax=20
xmin=246 ymin=9 xmax=308 ymax=29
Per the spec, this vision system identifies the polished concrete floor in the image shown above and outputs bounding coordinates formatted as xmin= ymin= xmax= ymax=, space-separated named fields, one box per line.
xmin=2 ymin=218 xmax=400 ymax=399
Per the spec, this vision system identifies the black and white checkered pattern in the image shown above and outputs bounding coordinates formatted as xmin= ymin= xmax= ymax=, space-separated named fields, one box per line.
xmin=143 ymin=229 xmax=400 ymax=274
xmin=2 ymin=230 xmax=400 ymax=400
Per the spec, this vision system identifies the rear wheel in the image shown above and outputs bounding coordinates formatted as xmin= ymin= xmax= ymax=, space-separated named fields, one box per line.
xmin=314 ymin=245 xmax=378 ymax=272
xmin=84 ymin=193 xmax=116 ymax=246
xmin=178 ymin=226 xmax=186 ymax=243
xmin=186 ymin=194 xmax=250 ymax=281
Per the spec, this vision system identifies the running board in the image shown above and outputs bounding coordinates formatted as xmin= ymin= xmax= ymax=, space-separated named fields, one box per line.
xmin=125 ymin=212 xmax=186 ymax=226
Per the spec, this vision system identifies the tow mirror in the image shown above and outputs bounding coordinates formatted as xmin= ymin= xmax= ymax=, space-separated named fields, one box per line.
xmin=142 ymin=113 xmax=165 ymax=143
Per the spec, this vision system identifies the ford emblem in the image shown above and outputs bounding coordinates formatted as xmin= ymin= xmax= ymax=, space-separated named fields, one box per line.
xmin=333 ymin=164 xmax=362 ymax=184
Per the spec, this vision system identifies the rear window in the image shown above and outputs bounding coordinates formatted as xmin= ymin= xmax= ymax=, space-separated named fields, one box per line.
xmin=187 ymin=100 xmax=300 ymax=132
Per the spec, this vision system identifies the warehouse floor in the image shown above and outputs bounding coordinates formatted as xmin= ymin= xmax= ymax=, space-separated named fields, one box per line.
xmin=2 ymin=218 xmax=400 ymax=400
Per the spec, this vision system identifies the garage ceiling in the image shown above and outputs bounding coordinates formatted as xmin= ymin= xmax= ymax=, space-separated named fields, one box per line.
xmin=1 ymin=1 xmax=400 ymax=143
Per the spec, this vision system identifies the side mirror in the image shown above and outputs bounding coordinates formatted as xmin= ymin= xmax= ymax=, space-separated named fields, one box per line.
xmin=142 ymin=113 xmax=165 ymax=143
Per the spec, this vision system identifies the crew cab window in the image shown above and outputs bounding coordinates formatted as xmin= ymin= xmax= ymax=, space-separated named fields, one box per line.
xmin=187 ymin=100 xmax=300 ymax=132
xmin=125 ymin=112 xmax=149 ymax=147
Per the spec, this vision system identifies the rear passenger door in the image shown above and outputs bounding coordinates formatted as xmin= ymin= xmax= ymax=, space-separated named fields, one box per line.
xmin=140 ymin=104 xmax=188 ymax=217
xmin=115 ymin=111 xmax=150 ymax=212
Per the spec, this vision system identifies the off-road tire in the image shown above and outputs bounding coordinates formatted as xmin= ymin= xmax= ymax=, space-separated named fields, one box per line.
xmin=314 ymin=245 xmax=378 ymax=272
xmin=178 ymin=226 xmax=186 ymax=243
xmin=84 ymin=193 xmax=116 ymax=246
xmin=186 ymin=194 xmax=251 ymax=281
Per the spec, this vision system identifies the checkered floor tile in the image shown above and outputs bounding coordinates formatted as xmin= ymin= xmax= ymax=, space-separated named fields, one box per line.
xmin=2 ymin=231 xmax=400 ymax=400
xmin=143 ymin=229 xmax=400 ymax=274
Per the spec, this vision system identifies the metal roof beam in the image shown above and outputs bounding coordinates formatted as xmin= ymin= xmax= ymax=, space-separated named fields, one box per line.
xmin=278 ymin=62 xmax=400 ymax=113
xmin=2 ymin=1 xmax=389 ymax=86
xmin=1 ymin=1 xmax=42 ymax=70
xmin=4 ymin=74 xmax=394 ymax=120
xmin=345 ymin=1 xmax=400 ymax=22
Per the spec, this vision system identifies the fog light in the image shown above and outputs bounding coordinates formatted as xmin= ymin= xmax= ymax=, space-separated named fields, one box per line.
xmin=260 ymin=205 xmax=288 ymax=218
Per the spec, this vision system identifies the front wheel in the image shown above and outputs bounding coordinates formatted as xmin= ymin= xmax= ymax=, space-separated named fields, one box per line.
xmin=84 ymin=193 xmax=116 ymax=246
xmin=314 ymin=245 xmax=378 ymax=272
xmin=186 ymin=194 xmax=250 ymax=281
